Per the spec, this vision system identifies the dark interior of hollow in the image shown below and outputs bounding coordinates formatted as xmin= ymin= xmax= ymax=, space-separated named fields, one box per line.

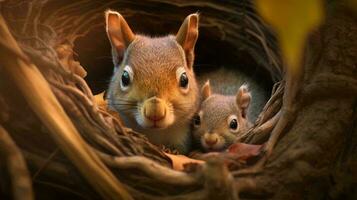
xmin=74 ymin=17 xmax=274 ymax=95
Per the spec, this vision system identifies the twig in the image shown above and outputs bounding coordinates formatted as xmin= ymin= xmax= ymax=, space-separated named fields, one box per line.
xmin=34 ymin=180 xmax=91 ymax=200
xmin=255 ymin=82 xmax=284 ymax=126
xmin=0 ymin=125 xmax=34 ymax=200
xmin=237 ymin=66 xmax=302 ymax=176
xmin=32 ymin=148 xmax=59 ymax=181
xmin=96 ymin=151 xmax=201 ymax=186
xmin=239 ymin=111 xmax=281 ymax=143
xmin=0 ymin=15 xmax=133 ymax=200
xmin=50 ymin=86 xmax=127 ymax=156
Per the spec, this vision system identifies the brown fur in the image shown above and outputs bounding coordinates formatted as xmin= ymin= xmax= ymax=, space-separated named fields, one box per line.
xmin=193 ymin=82 xmax=252 ymax=152
xmin=197 ymin=67 xmax=268 ymax=121
xmin=105 ymin=11 xmax=199 ymax=154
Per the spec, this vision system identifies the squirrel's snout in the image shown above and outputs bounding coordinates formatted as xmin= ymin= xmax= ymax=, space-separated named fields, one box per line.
xmin=143 ymin=97 xmax=166 ymax=122
xmin=204 ymin=134 xmax=218 ymax=146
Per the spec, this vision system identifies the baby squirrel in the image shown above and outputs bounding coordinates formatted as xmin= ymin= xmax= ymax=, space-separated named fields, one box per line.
xmin=197 ymin=67 xmax=267 ymax=121
xmin=105 ymin=10 xmax=200 ymax=154
xmin=192 ymin=81 xmax=252 ymax=152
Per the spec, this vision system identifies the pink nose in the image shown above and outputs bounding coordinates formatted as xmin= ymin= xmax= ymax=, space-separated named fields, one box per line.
xmin=205 ymin=138 xmax=218 ymax=146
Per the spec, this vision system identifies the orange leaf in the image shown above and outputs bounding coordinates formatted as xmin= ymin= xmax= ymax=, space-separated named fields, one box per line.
xmin=165 ymin=153 xmax=204 ymax=171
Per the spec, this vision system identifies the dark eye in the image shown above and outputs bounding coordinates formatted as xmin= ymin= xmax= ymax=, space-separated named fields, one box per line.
xmin=179 ymin=72 xmax=189 ymax=88
xmin=229 ymin=119 xmax=238 ymax=130
xmin=193 ymin=114 xmax=200 ymax=126
xmin=121 ymin=70 xmax=130 ymax=87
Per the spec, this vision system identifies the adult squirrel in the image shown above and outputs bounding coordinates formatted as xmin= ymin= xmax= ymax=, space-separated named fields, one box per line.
xmin=105 ymin=10 xmax=200 ymax=154
xmin=192 ymin=81 xmax=252 ymax=152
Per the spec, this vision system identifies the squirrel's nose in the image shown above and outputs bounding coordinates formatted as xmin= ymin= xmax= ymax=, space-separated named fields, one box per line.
xmin=205 ymin=138 xmax=218 ymax=146
xmin=145 ymin=112 xmax=165 ymax=121
xmin=143 ymin=97 xmax=166 ymax=122
xmin=148 ymin=116 xmax=164 ymax=122
xmin=204 ymin=133 xmax=218 ymax=146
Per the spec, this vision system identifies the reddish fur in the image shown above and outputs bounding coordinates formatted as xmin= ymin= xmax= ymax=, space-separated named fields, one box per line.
xmin=105 ymin=11 xmax=200 ymax=154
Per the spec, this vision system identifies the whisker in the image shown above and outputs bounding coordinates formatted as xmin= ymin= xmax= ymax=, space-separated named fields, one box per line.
xmin=107 ymin=99 xmax=137 ymax=104
xmin=116 ymin=108 xmax=138 ymax=114
xmin=110 ymin=104 xmax=138 ymax=109
xmin=108 ymin=103 xmax=137 ymax=109
xmin=107 ymin=97 xmax=136 ymax=101
xmin=108 ymin=103 xmax=137 ymax=106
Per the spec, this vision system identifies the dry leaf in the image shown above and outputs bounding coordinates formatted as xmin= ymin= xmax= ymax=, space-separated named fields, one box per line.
xmin=165 ymin=153 xmax=204 ymax=171
xmin=56 ymin=44 xmax=87 ymax=78
xmin=94 ymin=92 xmax=107 ymax=108
xmin=227 ymin=143 xmax=262 ymax=161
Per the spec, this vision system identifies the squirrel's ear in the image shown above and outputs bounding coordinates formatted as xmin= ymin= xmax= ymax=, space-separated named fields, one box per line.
xmin=201 ymin=80 xmax=211 ymax=101
xmin=105 ymin=10 xmax=135 ymax=66
xmin=176 ymin=13 xmax=199 ymax=69
xmin=236 ymin=84 xmax=251 ymax=118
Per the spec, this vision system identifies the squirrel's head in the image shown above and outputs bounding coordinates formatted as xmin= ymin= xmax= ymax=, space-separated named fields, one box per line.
xmin=105 ymin=10 xmax=199 ymax=131
xmin=193 ymin=81 xmax=251 ymax=152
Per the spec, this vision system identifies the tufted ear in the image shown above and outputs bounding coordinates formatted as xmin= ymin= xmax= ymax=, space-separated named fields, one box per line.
xmin=201 ymin=80 xmax=211 ymax=101
xmin=236 ymin=84 xmax=251 ymax=118
xmin=176 ymin=13 xmax=199 ymax=69
xmin=105 ymin=10 xmax=135 ymax=66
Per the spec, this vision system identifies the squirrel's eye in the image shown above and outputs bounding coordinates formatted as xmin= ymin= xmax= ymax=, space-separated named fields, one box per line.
xmin=229 ymin=119 xmax=238 ymax=130
xmin=227 ymin=115 xmax=239 ymax=132
xmin=120 ymin=65 xmax=133 ymax=91
xmin=179 ymin=72 xmax=189 ymax=88
xmin=121 ymin=70 xmax=130 ymax=87
xmin=193 ymin=114 xmax=200 ymax=127
xmin=176 ymin=67 xmax=189 ymax=93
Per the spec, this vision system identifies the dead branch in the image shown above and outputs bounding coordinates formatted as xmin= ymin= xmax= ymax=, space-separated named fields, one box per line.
xmin=96 ymin=151 xmax=201 ymax=186
xmin=0 ymin=126 xmax=34 ymax=200
xmin=0 ymin=15 xmax=133 ymax=200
